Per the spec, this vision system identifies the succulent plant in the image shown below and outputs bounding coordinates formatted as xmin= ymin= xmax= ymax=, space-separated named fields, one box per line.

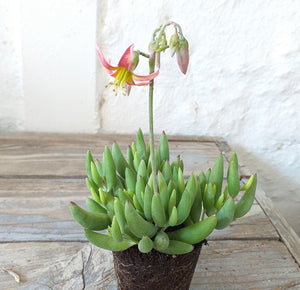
xmin=70 ymin=129 xmax=257 ymax=255
xmin=70 ymin=22 xmax=257 ymax=255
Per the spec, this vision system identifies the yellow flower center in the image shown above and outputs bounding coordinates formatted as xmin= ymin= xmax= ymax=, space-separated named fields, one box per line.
xmin=106 ymin=67 xmax=133 ymax=95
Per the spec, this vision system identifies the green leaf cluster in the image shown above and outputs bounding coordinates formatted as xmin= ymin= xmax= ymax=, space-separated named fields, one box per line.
xmin=70 ymin=130 xmax=257 ymax=254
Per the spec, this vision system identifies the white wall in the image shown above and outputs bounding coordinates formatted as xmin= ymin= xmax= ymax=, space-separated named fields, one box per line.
xmin=0 ymin=0 xmax=24 ymax=131
xmin=0 ymin=0 xmax=99 ymax=133
xmin=0 ymin=0 xmax=299 ymax=233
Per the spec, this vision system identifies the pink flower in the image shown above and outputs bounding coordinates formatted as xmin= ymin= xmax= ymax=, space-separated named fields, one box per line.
xmin=96 ymin=42 xmax=159 ymax=95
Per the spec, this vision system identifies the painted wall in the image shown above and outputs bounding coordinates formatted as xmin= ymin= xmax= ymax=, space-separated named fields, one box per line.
xmin=0 ymin=0 xmax=299 ymax=233
xmin=0 ymin=0 xmax=99 ymax=133
xmin=0 ymin=0 xmax=24 ymax=131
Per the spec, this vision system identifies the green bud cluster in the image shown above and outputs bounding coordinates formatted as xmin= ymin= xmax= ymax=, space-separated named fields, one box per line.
xmin=148 ymin=21 xmax=189 ymax=74
xmin=70 ymin=129 xmax=257 ymax=255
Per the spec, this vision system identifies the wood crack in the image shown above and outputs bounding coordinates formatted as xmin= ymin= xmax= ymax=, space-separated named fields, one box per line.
xmin=81 ymin=251 xmax=86 ymax=289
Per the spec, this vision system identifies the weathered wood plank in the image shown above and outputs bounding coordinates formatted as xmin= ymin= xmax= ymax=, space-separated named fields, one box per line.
xmin=0 ymin=178 xmax=278 ymax=242
xmin=218 ymin=142 xmax=300 ymax=266
xmin=0 ymin=132 xmax=225 ymax=143
xmin=255 ymin=187 xmax=300 ymax=266
xmin=0 ymin=242 xmax=115 ymax=290
xmin=0 ymin=133 xmax=221 ymax=177
xmin=0 ymin=199 xmax=278 ymax=243
xmin=192 ymin=240 xmax=300 ymax=289
xmin=0 ymin=178 xmax=87 ymax=198
xmin=210 ymin=204 xmax=278 ymax=240
xmin=0 ymin=240 xmax=299 ymax=289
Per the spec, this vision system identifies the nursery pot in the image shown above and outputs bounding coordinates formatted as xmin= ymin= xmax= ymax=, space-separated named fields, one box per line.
xmin=112 ymin=240 xmax=206 ymax=290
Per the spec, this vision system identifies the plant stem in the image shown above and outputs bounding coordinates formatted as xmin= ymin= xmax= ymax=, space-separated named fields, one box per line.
xmin=137 ymin=50 xmax=150 ymax=58
xmin=149 ymin=53 xmax=158 ymax=193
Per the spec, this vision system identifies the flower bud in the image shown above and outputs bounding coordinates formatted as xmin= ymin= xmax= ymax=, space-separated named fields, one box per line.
xmin=130 ymin=51 xmax=139 ymax=71
xmin=169 ymin=34 xmax=179 ymax=57
xmin=176 ymin=37 xmax=189 ymax=74
xmin=160 ymin=32 xmax=168 ymax=48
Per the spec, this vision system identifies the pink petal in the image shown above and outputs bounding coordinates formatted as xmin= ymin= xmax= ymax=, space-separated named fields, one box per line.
xmin=177 ymin=52 xmax=189 ymax=74
xmin=134 ymin=81 xmax=152 ymax=86
xmin=126 ymin=77 xmax=151 ymax=86
xmin=118 ymin=44 xmax=134 ymax=71
xmin=176 ymin=40 xmax=189 ymax=74
xmin=96 ymin=42 xmax=117 ymax=72
xmin=132 ymin=69 xmax=159 ymax=82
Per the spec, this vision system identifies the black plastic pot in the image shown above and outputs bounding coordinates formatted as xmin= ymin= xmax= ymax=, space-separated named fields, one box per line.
xmin=112 ymin=240 xmax=206 ymax=290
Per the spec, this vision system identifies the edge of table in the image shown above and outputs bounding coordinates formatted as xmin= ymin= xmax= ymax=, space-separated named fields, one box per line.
xmin=216 ymin=139 xmax=300 ymax=266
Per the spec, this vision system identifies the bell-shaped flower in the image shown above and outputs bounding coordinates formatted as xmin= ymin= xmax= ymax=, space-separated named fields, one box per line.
xmin=96 ymin=42 xmax=159 ymax=95
xmin=176 ymin=37 xmax=189 ymax=74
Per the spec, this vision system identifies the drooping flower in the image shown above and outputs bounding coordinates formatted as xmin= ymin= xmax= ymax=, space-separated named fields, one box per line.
xmin=96 ymin=42 xmax=159 ymax=95
xmin=176 ymin=37 xmax=189 ymax=74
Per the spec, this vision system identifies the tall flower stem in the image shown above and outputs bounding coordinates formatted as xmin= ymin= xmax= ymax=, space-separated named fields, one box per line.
xmin=148 ymin=53 xmax=157 ymax=194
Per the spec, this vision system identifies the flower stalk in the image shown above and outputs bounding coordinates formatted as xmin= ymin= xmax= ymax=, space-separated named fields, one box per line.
xmin=148 ymin=53 xmax=157 ymax=193
xmin=95 ymin=21 xmax=190 ymax=197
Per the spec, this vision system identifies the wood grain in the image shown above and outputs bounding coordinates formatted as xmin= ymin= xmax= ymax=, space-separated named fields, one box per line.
xmin=0 ymin=242 xmax=116 ymax=289
xmin=220 ymin=144 xmax=300 ymax=266
xmin=0 ymin=241 xmax=299 ymax=289
xmin=0 ymin=178 xmax=278 ymax=242
xmin=0 ymin=201 xmax=277 ymax=242
xmin=0 ymin=178 xmax=87 ymax=198
xmin=0 ymin=132 xmax=299 ymax=289
xmin=254 ymin=187 xmax=300 ymax=266
xmin=0 ymin=133 xmax=220 ymax=177
xmin=193 ymin=240 xmax=300 ymax=289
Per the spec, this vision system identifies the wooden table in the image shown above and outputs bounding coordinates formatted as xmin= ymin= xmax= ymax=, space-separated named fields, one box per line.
xmin=0 ymin=132 xmax=299 ymax=289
